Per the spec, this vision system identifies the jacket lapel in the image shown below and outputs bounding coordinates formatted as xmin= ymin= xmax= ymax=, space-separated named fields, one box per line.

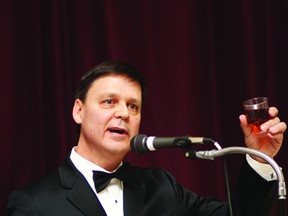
xmin=123 ymin=166 xmax=146 ymax=216
xmin=58 ymin=157 xmax=107 ymax=216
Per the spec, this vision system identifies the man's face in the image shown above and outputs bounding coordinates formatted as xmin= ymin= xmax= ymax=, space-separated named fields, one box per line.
xmin=73 ymin=74 xmax=142 ymax=157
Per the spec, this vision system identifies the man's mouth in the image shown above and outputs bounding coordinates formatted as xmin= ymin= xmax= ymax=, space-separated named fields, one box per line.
xmin=108 ymin=127 xmax=128 ymax=135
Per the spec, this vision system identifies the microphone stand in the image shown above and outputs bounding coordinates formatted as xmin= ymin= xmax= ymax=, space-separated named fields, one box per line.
xmin=185 ymin=147 xmax=286 ymax=216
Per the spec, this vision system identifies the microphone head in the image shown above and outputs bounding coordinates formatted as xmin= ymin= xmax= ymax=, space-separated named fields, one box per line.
xmin=130 ymin=134 xmax=148 ymax=154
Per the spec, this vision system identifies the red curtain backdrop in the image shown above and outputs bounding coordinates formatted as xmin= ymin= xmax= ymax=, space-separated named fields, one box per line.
xmin=1 ymin=0 xmax=288 ymax=215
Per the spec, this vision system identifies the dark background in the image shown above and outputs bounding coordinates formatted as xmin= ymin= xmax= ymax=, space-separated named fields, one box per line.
xmin=1 ymin=0 xmax=288 ymax=215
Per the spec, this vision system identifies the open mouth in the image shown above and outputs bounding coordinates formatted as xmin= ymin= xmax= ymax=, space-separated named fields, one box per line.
xmin=108 ymin=127 xmax=127 ymax=135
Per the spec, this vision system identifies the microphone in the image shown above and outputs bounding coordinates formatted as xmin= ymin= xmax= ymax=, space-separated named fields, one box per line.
xmin=130 ymin=134 xmax=214 ymax=154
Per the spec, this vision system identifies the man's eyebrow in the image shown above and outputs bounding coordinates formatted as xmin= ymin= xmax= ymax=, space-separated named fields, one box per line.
xmin=99 ymin=92 xmax=141 ymax=103
xmin=129 ymin=97 xmax=141 ymax=104
xmin=98 ymin=92 xmax=119 ymax=97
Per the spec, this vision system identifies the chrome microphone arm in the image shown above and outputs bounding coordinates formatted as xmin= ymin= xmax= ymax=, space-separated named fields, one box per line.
xmin=186 ymin=146 xmax=286 ymax=200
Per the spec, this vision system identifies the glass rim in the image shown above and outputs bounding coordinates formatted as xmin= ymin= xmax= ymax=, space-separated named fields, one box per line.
xmin=243 ymin=97 xmax=269 ymax=109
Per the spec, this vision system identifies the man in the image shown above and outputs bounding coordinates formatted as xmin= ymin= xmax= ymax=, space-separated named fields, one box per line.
xmin=7 ymin=61 xmax=287 ymax=215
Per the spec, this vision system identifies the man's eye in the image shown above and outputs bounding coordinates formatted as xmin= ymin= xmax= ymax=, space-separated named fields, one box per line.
xmin=104 ymin=99 xmax=114 ymax=104
xmin=129 ymin=104 xmax=138 ymax=111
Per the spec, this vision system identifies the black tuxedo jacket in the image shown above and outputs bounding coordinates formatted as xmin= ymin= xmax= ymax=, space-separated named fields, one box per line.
xmin=7 ymin=156 xmax=277 ymax=216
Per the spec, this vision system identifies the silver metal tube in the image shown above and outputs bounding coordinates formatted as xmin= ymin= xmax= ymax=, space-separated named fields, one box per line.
xmin=195 ymin=146 xmax=286 ymax=199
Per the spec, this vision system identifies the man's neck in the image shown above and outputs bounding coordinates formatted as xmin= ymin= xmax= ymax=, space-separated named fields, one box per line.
xmin=75 ymin=145 xmax=124 ymax=171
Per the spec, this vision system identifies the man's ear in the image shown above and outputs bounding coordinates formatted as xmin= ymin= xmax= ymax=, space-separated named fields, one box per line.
xmin=72 ymin=99 xmax=84 ymax=124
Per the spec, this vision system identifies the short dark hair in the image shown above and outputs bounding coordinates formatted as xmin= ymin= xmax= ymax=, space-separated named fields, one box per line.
xmin=75 ymin=61 xmax=146 ymax=103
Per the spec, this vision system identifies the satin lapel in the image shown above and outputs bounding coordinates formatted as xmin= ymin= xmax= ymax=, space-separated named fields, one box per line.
xmin=67 ymin=176 xmax=107 ymax=216
xmin=123 ymin=176 xmax=146 ymax=216
xmin=59 ymin=157 xmax=107 ymax=216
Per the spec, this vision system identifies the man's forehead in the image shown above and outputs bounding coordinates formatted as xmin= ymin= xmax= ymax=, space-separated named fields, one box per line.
xmin=88 ymin=76 xmax=142 ymax=99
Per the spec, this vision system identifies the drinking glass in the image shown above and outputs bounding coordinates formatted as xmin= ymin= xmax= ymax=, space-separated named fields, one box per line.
xmin=243 ymin=97 xmax=270 ymax=132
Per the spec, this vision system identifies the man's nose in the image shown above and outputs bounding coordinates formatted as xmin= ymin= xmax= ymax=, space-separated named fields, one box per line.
xmin=114 ymin=103 xmax=129 ymax=119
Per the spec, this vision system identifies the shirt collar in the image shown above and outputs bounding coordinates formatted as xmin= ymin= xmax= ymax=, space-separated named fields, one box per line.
xmin=70 ymin=146 xmax=122 ymax=175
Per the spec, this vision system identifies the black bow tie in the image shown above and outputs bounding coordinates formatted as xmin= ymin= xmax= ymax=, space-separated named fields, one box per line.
xmin=93 ymin=163 xmax=131 ymax=193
